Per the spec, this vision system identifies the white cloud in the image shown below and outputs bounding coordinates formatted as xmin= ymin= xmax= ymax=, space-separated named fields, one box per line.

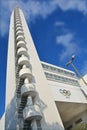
xmin=0 ymin=0 xmax=57 ymax=37
xmin=54 ymin=0 xmax=87 ymax=14
xmin=0 ymin=0 xmax=87 ymax=37
xmin=56 ymin=33 xmax=80 ymax=61
xmin=54 ymin=21 xmax=65 ymax=27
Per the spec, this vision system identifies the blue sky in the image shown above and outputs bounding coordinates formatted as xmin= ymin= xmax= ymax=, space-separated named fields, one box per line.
xmin=0 ymin=0 xmax=87 ymax=118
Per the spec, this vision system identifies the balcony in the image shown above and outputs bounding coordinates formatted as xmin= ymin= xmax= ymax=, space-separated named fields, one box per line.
xmin=16 ymin=27 xmax=23 ymax=32
xmin=17 ymin=41 xmax=26 ymax=49
xmin=16 ymin=35 xmax=25 ymax=42
xmin=16 ymin=22 xmax=21 ymax=25
xmin=16 ymin=19 xmax=21 ymax=23
xmin=16 ymin=24 xmax=22 ymax=28
xmin=16 ymin=15 xmax=20 ymax=19
xmin=18 ymin=56 xmax=30 ymax=66
xmin=16 ymin=30 xmax=24 ymax=36
xmin=23 ymin=104 xmax=42 ymax=121
xmin=16 ymin=17 xmax=21 ymax=21
xmin=16 ymin=17 xmax=20 ymax=19
xmin=21 ymin=83 xmax=36 ymax=97
xmin=17 ymin=47 xmax=28 ymax=56
xmin=15 ymin=13 xmax=20 ymax=16
xmin=15 ymin=21 xmax=21 ymax=24
xmin=15 ymin=12 xmax=20 ymax=15
xmin=19 ymin=67 xmax=32 ymax=79
xmin=15 ymin=16 xmax=20 ymax=18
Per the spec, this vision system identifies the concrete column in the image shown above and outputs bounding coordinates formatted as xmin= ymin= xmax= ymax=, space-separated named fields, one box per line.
xmin=27 ymin=96 xmax=33 ymax=106
xmin=31 ymin=120 xmax=37 ymax=130
xmin=24 ymin=78 xmax=29 ymax=84
xmin=23 ymin=64 xmax=26 ymax=68
xmin=16 ymin=124 xmax=19 ymax=130
xmin=22 ymin=54 xmax=24 ymax=57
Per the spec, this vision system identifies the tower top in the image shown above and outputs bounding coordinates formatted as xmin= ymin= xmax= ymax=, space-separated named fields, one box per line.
xmin=14 ymin=6 xmax=20 ymax=11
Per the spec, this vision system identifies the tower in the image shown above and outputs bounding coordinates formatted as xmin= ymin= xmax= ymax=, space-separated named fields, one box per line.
xmin=5 ymin=7 xmax=64 ymax=130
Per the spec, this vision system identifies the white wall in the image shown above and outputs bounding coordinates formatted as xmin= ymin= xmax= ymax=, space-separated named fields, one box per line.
xmin=48 ymin=80 xmax=87 ymax=103
xmin=79 ymin=74 xmax=87 ymax=88
xmin=0 ymin=114 xmax=5 ymax=130
xmin=19 ymin=9 xmax=65 ymax=130
xmin=5 ymin=11 xmax=17 ymax=129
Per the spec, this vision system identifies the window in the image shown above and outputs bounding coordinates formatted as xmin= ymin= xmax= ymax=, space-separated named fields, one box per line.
xmin=41 ymin=63 xmax=76 ymax=78
xmin=75 ymin=118 xmax=82 ymax=124
xmin=45 ymin=72 xmax=80 ymax=86
xmin=67 ymin=125 xmax=73 ymax=130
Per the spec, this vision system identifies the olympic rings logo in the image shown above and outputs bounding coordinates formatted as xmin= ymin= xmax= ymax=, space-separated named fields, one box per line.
xmin=59 ymin=89 xmax=71 ymax=97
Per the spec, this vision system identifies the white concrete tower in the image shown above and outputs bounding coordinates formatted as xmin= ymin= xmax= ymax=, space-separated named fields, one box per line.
xmin=5 ymin=7 xmax=64 ymax=130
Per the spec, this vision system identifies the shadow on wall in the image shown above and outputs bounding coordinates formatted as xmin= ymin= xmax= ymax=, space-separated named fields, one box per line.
xmin=40 ymin=121 xmax=64 ymax=130
xmin=5 ymin=92 xmax=17 ymax=130
xmin=5 ymin=91 xmax=64 ymax=130
xmin=36 ymin=93 xmax=64 ymax=130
